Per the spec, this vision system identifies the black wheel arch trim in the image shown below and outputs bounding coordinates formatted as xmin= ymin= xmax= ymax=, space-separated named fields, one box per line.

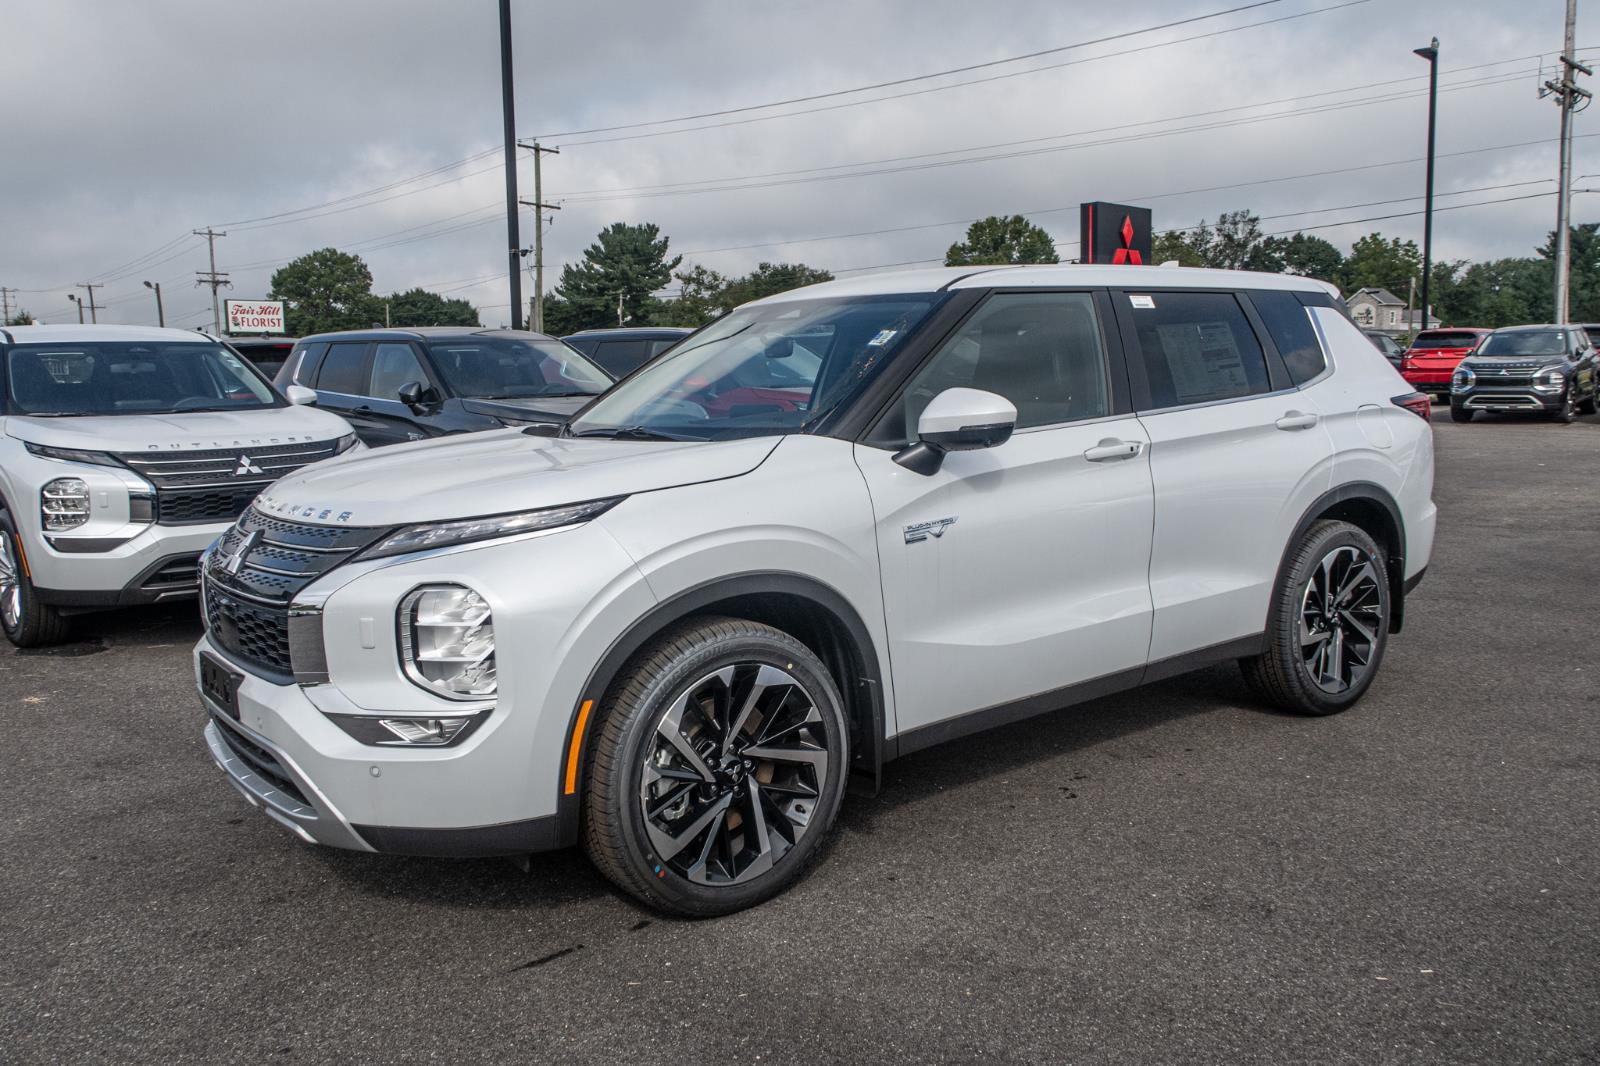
xmin=1276 ymin=482 xmax=1411 ymax=634
xmin=554 ymin=570 xmax=888 ymax=847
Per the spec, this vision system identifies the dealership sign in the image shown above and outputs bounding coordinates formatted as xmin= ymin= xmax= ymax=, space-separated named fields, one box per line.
xmin=1080 ymin=202 xmax=1153 ymax=265
xmin=224 ymin=299 xmax=286 ymax=334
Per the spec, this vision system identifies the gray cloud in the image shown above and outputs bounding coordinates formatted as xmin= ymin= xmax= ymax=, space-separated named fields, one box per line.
xmin=0 ymin=0 xmax=1588 ymax=327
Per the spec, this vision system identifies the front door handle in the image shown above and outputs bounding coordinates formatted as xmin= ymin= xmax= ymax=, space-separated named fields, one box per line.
xmin=1084 ymin=438 xmax=1143 ymax=462
xmin=1275 ymin=410 xmax=1319 ymax=431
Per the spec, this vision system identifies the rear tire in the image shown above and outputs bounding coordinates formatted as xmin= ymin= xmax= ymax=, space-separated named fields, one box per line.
xmin=1449 ymin=404 xmax=1474 ymax=423
xmin=1577 ymin=387 xmax=1597 ymax=416
xmin=0 ymin=511 xmax=72 ymax=648
xmin=1241 ymin=520 xmax=1390 ymax=716
xmin=582 ymin=616 xmax=849 ymax=917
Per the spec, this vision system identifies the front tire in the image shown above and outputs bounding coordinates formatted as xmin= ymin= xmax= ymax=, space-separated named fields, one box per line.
xmin=0 ymin=511 xmax=71 ymax=648
xmin=1449 ymin=403 xmax=1474 ymax=423
xmin=582 ymin=616 xmax=849 ymax=917
xmin=1241 ymin=520 xmax=1390 ymax=716
xmin=1552 ymin=388 xmax=1576 ymax=423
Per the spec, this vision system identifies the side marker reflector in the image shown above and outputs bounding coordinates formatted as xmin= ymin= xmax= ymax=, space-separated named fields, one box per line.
xmin=563 ymin=699 xmax=594 ymax=795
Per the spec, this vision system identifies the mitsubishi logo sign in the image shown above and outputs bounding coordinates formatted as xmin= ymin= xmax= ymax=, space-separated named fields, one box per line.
xmin=1080 ymin=202 xmax=1153 ymax=265
xmin=233 ymin=454 xmax=265 ymax=477
xmin=223 ymin=530 xmax=261 ymax=576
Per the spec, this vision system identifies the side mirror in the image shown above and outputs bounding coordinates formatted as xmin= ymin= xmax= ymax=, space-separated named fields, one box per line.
xmin=284 ymin=384 xmax=317 ymax=406
xmin=397 ymin=380 xmax=432 ymax=410
xmin=893 ymin=387 xmax=1017 ymax=476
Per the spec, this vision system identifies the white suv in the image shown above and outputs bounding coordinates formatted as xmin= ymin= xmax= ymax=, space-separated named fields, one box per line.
xmin=194 ymin=266 xmax=1435 ymax=916
xmin=0 ymin=325 xmax=358 ymax=645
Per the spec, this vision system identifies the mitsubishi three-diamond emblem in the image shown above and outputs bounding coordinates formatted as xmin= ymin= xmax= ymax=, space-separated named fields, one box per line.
xmin=233 ymin=454 xmax=265 ymax=477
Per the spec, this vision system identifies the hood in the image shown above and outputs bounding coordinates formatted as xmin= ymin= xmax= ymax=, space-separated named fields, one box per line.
xmin=255 ymin=428 xmax=781 ymax=527
xmin=3 ymin=404 xmax=353 ymax=453
xmin=458 ymin=394 xmax=594 ymax=423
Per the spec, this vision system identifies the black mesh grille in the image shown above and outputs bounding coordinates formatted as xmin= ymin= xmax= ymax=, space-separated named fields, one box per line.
xmin=206 ymin=586 xmax=292 ymax=676
xmin=202 ymin=507 xmax=388 ymax=678
xmin=112 ymin=439 xmax=343 ymax=527
xmin=156 ymin=485 xmax=263 ymax=525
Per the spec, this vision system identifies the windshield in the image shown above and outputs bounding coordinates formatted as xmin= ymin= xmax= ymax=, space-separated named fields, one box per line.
xmin=1410 ymin=331 xmax=1481 ymax=350
xmin=567 ymin=293 xmax=947 ymax=441
xmin=1478 ymin=330 xmax=1567 ymax=357
xmin=428 ymin=338 xmax=612 ymax=399
xmin=3 ymin=341 xmax=278 ymax=416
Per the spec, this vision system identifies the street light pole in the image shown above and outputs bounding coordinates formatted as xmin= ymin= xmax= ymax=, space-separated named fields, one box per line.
xmin=143 ymin=280 xmax=165 ymax=327
xmin=499 ymin=0 xmax=523 ymax=330
xmin=1414 ymin=37 xmax=1439 ymax=334
xmin=67 ymin=294 xmax=84 ymax=324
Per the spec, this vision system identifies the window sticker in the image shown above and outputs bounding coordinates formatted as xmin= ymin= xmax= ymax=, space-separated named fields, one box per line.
xmin=1156 ymin=320 xmax=1249 ymax=402
xmin=867 ymin=329 xmax=899 ymax=347
xmin=1129 ymin=294 xmax=1156 ymax=309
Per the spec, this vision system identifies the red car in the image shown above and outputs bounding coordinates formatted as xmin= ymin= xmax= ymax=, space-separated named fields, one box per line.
xmin=1402 ymin=328 xmax=1492 ymax=399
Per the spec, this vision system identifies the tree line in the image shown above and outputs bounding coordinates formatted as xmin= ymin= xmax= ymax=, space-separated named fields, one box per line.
xmin=253 ymin=208 xmax=1593 ymax=339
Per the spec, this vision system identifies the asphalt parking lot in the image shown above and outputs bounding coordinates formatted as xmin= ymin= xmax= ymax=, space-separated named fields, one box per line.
xmin=2 ymin=412 xmax=1597 ymax=1064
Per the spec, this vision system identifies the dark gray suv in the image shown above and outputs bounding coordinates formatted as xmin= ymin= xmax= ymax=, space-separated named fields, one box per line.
xmin=1449 ymin=324 xmax=1599 ymax=423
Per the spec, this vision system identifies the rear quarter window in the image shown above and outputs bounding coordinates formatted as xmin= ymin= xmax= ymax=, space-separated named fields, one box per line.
xmin=1250 ymin=290 xmax=1327 ymax=385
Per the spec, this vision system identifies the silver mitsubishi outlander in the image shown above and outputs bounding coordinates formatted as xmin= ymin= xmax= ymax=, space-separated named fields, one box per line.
xmin=0 ymin=324 xmax=358 ymax=645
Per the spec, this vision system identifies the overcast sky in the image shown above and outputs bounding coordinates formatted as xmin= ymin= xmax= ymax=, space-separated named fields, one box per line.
xmin=0 ymin=0 xmax=1590 ymax=328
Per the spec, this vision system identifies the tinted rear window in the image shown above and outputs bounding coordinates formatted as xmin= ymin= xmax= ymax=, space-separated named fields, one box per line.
xmin=1251 ymin=290 xmax=1326 ymax=385
xmin=1410 ymin=331 xmax=1480 ymax=349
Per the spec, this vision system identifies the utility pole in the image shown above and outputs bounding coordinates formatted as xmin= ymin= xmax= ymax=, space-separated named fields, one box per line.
xmin=143 ymin=280 xmax=165 ymax=327
xmin=516 ymin=140 xmax=561 ymax=333
xmin=1413 ymin=38 xmax=1439 ymax=336
xmin=193 ymin=227 xmax=230 ymax=334
xmin=616 ymin=291 xmax=625 ymax=327
xmin=0 ymin=286 xmax=15 ymax=325
xmin=76 ymin=283 xmax=103 ymax=323
xmin=498 ymin=0 xmax=524 ymax=330
xmin=1544 ymin=0 xmax=1591 ymax=324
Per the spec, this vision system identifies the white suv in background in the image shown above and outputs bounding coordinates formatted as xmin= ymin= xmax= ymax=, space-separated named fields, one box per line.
xmin=194 ymin=266 xmax=1435 ymax=916
xmin=0 ymin=325 xmax=358 ymax=645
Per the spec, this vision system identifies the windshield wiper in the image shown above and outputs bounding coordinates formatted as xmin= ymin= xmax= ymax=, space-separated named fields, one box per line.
xmin=570 ymin=425 xmax=702 ymax=442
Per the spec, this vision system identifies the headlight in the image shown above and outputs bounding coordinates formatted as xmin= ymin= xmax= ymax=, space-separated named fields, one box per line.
xmin=41 ymin=478 xmax=90 ymax=530
xmin=1534 ymin=367 xmax=1566 ymax=391
xmin=333 ymin=433 xmax=362 ymax=454
xmin=360 ymin=497 xmax=622 ymax=560
xmin=399 ymin=585 xmax=495 ymax=700
xmin=1452 ymin=365 xmax=1475 ymax=391
xmin=24 ymin=442 xmax=121 ymax=467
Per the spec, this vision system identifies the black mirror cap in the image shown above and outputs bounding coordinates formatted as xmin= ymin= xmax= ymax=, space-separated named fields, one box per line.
xmin=398 ymin=380 xmax=437 ymax=408
xmin=924 ymin=421 xmax=1014 ymax=452
xmin=892 ymin=421 xmax=1014 ymax=475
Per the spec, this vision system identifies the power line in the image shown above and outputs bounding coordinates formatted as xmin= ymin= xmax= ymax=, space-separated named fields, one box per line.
xmin=533 ymin=0 xmax=1294 ymax=141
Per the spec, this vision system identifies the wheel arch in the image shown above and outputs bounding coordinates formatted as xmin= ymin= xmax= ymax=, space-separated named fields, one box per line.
xmin=553 ymin=571 xmax=888 ymax=844
xmin=1278 ymin=481 xmax=1409 ymax=633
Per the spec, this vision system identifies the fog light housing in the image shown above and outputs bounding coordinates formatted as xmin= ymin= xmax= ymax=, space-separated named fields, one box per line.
xmin=379 ymin=717 xmax=474 ymax=745
xmin=41 ymin=478 xmax=90 ymax=531
xmin=325 ymin=711 xmax=486 ymax=747
xmin=398 ymin=585 xmax=495 ymax=700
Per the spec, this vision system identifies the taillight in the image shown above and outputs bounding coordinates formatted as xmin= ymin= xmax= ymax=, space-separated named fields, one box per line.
xmin=1392 ymin=391 xmax=1431 ymax=421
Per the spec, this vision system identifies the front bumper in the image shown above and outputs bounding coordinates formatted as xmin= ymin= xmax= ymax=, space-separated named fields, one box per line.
xmin=32 ymin=522 xmax=228 ymax=609
xmin=1451 ymin=388 xmax=1563 ymax=413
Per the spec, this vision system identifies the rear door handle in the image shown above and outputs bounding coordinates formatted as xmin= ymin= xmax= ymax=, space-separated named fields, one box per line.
xmin=1275 ymin=411 xmax=1319 ymax=431
xmin=1084 ymin=438 xmax=1143 ymax=462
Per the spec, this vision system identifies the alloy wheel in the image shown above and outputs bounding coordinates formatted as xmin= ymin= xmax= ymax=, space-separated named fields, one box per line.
xmin=1299 ymin=545 xmax=1383 ymax=694
xmin=0 ymin=533 xmax=20 ymax=631
xmin=639 ymin=663 xmax=830 ymax=886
